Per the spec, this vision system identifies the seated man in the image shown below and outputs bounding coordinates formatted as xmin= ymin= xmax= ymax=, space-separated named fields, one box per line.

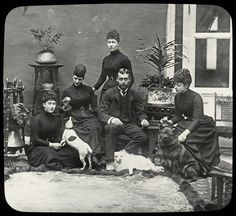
xmin=99 ymin=68 xmax=149 ymax=170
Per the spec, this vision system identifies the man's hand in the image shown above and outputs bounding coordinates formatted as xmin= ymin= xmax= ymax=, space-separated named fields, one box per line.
xmin=141 ymin=119 xmax=149 ymax=128
xmin=178 ymin=129 xmax=190 ymax=143
xmin=111 ymin=117 xmax=123 ymax=126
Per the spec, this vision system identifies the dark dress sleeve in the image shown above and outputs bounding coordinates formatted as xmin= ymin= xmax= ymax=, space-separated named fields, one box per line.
xmin=31 ymin=117 xmax=49 ymax=147
xmin=187 ymin=94 xmax=204 ymax=132
xmin=53 ymin=116 xmax=64 ymax=143
xmin=123 ymin=57 xmax=134 ymax=87
xmin=93 ymin=59 xmax=107 ymax=90
xmin=170 ymin=95 xmax=183 ymax=124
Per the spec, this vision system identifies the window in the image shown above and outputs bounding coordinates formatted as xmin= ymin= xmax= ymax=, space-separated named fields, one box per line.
xmin=195 ymin=5 xmax=231 ymax=88
xmin=180 ymin=4 xmax=232 ymax=94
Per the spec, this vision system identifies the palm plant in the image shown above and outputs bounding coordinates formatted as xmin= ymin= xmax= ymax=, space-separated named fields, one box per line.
xmin=136 ymin=34 xmax=188 ymax=88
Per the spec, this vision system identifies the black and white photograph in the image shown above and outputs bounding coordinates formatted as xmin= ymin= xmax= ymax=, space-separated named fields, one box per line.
xmin=3 ymin=3 xmax=233 ymax=213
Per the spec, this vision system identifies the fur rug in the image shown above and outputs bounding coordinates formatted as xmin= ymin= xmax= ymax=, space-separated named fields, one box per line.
xmin=5 ymin=171 xmax=193 ymax=212
xmin=5 ymin=156 xmax=225 ymax=212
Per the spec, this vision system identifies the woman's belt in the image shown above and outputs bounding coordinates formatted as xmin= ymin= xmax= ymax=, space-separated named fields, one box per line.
xmin=74 ymin=106 xmax=89 ymax=112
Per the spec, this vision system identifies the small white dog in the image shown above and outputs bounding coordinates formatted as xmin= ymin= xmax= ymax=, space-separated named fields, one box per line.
xmin=114 ymin=150 xmax=164 ymax=175
xmin=61 ymin=117 xmax=92 ymax=170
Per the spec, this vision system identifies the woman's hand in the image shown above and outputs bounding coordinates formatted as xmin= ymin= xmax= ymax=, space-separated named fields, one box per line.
xmin=160 ymin=117 xmax=173 ymax=127
xmin=178 ymin=129 xmax=190 ymax=143
xmin=62 ymin=97 xmax=72 ymax=112
xmin=60 ymin=140 xmax=67 ymax=147
xmin=49 ymin=142 xmax=63 ymax=150
xmin=62 ymin=96 xmax=71 ymax=105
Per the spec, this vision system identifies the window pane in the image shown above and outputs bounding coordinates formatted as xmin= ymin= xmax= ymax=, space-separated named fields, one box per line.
xmin=195 ymin=39 xmax=229 ymax=87
xmin=196 ymin=5 xmax=230 ymax=32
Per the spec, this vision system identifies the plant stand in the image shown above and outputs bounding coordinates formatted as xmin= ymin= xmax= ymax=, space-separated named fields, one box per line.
xmin=29 ymin=63 xmax=64 ymax=115
xmin=145 ymin=103 xmax=175 ymax=120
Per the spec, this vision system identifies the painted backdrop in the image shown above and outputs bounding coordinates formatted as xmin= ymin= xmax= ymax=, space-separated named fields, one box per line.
xmin=4 ymin=4 xmax=168 ymax=107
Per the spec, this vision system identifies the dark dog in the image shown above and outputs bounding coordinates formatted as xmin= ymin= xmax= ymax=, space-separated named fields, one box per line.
xmin=156 ymin=125 xmax=200 ymax=180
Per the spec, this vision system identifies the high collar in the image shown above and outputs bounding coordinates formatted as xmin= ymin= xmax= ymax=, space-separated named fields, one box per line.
xmin=42 ymin=110 xmax=54 ymax=117
xmin=73 ymin=83 xmax=83 ymax=89
xmin=179 ymin=88 xmax=190 ymax=95
xmin=110 ymin=49 xmax=120 ymax=56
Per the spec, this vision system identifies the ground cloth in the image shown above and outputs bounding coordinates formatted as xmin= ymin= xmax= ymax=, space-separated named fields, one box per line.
xmin=3 ymin=156 xmax=228 ymax=212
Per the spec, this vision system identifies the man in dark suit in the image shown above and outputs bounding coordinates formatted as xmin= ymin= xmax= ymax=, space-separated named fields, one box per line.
xmin=99 ymin=68 xmax=149 ymax=170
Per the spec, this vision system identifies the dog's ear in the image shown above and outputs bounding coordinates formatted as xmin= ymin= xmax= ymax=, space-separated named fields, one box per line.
xmin=64 ymin=116 xmax=70 ymax=123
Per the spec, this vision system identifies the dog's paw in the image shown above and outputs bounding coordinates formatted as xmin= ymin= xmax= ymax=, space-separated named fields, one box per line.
xmin=153 ymin=165 xmax=164 ymax=173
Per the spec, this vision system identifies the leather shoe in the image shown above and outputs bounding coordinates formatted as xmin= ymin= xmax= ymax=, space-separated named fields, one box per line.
xmin=92 ymin=155 xmax=100 ymax=165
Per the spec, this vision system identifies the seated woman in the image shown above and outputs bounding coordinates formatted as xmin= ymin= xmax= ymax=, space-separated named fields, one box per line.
xmin=26 ymin=90 xmax=82 ymax=170
xmin=61 ymin=64 xmax=105 ymax=167
xmin=161 ymin=68 xmax=220 ymax=175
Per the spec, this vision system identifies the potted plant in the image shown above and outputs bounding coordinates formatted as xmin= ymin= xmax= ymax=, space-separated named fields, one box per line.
xmin=5 ymin=103 xmax=31 ymax=152
xmin=30 ymin=26 xmax=63 ymax=64
xmin=136 ymin=34 xmax=187 ymax=105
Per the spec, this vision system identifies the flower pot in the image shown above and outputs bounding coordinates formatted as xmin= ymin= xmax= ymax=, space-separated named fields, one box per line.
xmin=147 ymin=87 xmax=174 ymax=105
xmin=7 ymin=130 xmax=25 ymax=148
xmin=35 ymin=50 xmax=57 ymax=64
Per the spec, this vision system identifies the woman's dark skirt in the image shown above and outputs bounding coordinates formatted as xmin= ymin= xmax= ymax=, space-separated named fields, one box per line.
xmin=72 ymin=116 xmax=104 ymax=156
xmin=176 ymin=115 xmax=220 ymax=171
xmin=26 ymin=144 xmax=82 ymax=168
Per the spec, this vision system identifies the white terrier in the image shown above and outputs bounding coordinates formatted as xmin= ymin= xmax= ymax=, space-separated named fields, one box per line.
xmin=114 ymin=150 xmax=164 ymax=175
xmin=61 ymin=117 xmax=92 ymax=170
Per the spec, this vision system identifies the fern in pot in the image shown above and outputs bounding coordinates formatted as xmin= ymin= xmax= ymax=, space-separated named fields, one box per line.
xmin=30 ymin=26 xmax=63 ymax=64
xmin=136 ymin=34 xmax=187 ymax=105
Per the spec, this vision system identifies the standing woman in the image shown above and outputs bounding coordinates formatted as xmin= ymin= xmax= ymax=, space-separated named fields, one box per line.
xmin=26 ymin=90 xmax=82 ymax=169
xmin=92 ymin=30 xmax=134 ymax=101
xmin=61 ymin=64 xmax=104 ymax=166
xmin=162 ymin=68 xmax=220 ymax=174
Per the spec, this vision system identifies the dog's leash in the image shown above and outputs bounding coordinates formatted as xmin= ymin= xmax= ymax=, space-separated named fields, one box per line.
xmin=180 ymin=142 xmax=210 ymax=173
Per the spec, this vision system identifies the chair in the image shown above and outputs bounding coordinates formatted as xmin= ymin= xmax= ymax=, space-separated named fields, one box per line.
xmin=214 ymin=93 xmax=233 ymax=152
xmin=209 ymin=162 xmax=232 ymax=209
xmin=209 ymin=93 xmax=233 ymax=208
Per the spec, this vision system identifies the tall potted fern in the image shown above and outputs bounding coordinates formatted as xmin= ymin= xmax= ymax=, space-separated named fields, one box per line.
xmin=136 ymin=34 xmax=187 ymax=105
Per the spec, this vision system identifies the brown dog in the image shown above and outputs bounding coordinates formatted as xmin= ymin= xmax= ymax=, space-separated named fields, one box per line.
xmin=156 ymin=125 xmax=200 ymax=180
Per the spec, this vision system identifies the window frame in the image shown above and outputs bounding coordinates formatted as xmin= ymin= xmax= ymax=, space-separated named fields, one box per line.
xmin=181 ymin=4 xmax=232 ymax=95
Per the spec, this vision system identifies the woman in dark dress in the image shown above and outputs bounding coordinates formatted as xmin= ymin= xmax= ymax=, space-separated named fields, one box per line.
xmin=162 ymin=69 xmax=220 ymax=174
xmin=61 ymin=64 xmax=105 ymax=166
xmin=26 ymin=90 xmax=82 ymax=169
xmin=92 ymin=30 xmax=134 ymax=101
